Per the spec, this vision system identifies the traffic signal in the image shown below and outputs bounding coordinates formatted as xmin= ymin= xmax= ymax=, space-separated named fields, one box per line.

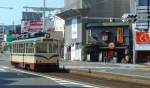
xmin=128 ymin=14 xmax=137 ymax=22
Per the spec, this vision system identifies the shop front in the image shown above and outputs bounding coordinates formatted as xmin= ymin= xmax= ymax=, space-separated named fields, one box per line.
xmin=85 ymin=22 xmax=132 ymax=63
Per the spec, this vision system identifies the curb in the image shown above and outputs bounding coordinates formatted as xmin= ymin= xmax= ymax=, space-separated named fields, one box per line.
xmin=70 ymin=69 xmax=150 ymax=86
xmin=135 ymin=66 xmax=150 ymax=71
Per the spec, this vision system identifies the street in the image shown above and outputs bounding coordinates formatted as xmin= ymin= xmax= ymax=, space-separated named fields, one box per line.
xmin=0 ymin=54 xmax=100 ymax=88
xmin=60 ymin=61 xmax=150 ymax=79
xmin=0 ymin=54 xmax=150 ymax=88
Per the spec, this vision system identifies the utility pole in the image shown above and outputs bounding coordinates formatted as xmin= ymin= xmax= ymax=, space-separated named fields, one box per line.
xmin=43 ymin=0 xmax=46 ymax=32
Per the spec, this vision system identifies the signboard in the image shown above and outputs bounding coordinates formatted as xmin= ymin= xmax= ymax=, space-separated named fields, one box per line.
xmin=22 ymin=20 xmax=43 ymax=33
xmin=28 ymin=20 xmax=43 ymax=32
xmin=71 ymin=18 xmax=78 ymax=39
xmin=22 ymin=12 xmax=42 ymax=20
xmin=136 ymin=32 xmax=150 ymax=44
xmin=135 ymin=44 xmax=150 ymax=51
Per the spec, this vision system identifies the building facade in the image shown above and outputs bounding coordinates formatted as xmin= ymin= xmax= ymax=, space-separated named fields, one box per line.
xmin=53 ymin=16 xmax=65 ymax=36
xmin=86 ymin=22 xmax=131 ymax=63
xmin=131 ymin=0 xmax=150 ymax=63
xmin=59 ymin=0 xmax=132 ymax=62
xmin=64 ymin=0 xmax=131 ymax=18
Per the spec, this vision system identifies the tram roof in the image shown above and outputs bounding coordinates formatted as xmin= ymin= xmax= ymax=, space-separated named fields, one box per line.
xmin=12 ymin=37 xmax=58 ymax=43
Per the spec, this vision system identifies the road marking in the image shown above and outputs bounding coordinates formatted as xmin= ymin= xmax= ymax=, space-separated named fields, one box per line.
xmin=1 ymin=66 xmax=9 ymax=69
xmin=0 ymin=68 xmax=7 ymax=72
xmin=1 ymin=66 xmax=101 ymax=88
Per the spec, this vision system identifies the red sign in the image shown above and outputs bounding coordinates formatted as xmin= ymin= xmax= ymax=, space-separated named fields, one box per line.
xmin=30 ymin=20 xmax=43 ymax=26
xmin=22 ymin=20 xmax=43 ymax=33
xmin=136 ymin=32 xmax=150 ymax=44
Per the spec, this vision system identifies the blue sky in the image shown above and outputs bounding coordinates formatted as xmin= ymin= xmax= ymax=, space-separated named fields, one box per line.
xmin=0 ymin=0 xmax=64 ymax=25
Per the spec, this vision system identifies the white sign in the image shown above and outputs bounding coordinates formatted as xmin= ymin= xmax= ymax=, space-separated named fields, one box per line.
xmin=135 ymin=44 xmax=150 ymax=51
xmin=71 ymin=18 xmax=78 ymax=39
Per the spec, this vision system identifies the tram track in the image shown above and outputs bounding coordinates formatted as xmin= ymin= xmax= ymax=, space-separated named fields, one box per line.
xmin=1 ymin=54 xmax=150 ymax=88
xmin=1 ymin=63 xmax=150 ymax=88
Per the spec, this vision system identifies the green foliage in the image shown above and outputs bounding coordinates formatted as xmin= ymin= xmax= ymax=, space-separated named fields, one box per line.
xmin=82 ymin=44 xmax=93 ymax=54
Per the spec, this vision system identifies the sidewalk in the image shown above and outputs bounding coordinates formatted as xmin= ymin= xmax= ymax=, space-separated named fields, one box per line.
xmin=60 ymin=61 xmax=150 ymax=86
xmin=60 ymin=61 xmax=150 ymax=78
xmin=61 ymin=61 xmax=150 ymax=69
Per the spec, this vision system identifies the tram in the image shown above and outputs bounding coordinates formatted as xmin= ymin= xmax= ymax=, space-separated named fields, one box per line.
xmin=10 ymin=36 xmax=60 ymax=71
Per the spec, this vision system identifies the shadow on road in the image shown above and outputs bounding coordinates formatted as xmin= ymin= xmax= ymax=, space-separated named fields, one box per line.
xmin=0 ymin=85 xmax=76 ymax=88
xmin=0 ymin=72 xmax=39 ymax=79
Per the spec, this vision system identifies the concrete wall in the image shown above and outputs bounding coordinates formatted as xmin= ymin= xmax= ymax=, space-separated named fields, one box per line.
xmin=54 ymin=16 xmax=65 ymax=36
xmin=64 ymin=0 xmax=131 ymax=18
xmin=64 ymin=17 xmax=83 ymax=61
xmin=65 ymin=17 xmax=82 ymax=45
xmin=64 ymin=0 xmax=82 ymax=10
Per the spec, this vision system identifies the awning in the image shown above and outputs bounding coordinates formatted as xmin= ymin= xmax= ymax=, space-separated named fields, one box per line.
xmin=57 ymin=8 xmax=89 ymax=19
xmin=99 ymin=47 xmax=128 ymax=50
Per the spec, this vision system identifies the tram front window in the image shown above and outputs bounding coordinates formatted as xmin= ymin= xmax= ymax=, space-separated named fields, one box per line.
xmin=36 ymin=43 xmax=48 ymax=53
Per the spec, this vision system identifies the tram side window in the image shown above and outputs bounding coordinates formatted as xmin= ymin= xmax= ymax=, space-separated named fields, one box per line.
xmin=13 ymin=44 xmax=16 ymax=53
xmin=20 ymin=44 xmax=24 ymax=53
xmin=26 ymin=43 xmax=34 ymax=53
xmin=15 ymin=44 xmax=17 ymax=53
xmin=16 ymin=44 xmax=19 ymax=53
xmin=36 ymin=43 xmax=48 ymax=53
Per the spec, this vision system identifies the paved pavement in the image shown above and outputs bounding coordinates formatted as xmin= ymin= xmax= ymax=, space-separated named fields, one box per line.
xmin=60 ymin=61 xmax=150 ymax=79
xmin=0 ymin=54 xmax=101 ymax=88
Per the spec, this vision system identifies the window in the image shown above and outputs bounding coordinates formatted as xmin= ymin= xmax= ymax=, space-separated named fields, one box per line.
xmin=36 ymin=43 xmax=48 ymax=53
xmin=19 ymin=43 xmax=24 ymax=53
xmin=101 ymin=32 xmax=109 ymax=41
xmin=26 ymin=43 xmax=34 ymax=53
xmin=138 ymin=0 xmax=150 ymax=6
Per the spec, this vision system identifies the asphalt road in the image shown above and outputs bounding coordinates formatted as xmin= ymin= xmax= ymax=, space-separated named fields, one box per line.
xmin=1 ymin=54 xmax=150 ymax=88
xmin=0 ymin=54 xmax=99 ymax=88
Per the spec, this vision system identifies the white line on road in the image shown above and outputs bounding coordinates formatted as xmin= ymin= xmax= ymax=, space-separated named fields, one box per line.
xmin=1 ymin=66 xmax=9 ymax=69
xmin=0 ymin=68 xmax=7 ymax=72
xmin=1 ymin=65 xmax=101 ymax=88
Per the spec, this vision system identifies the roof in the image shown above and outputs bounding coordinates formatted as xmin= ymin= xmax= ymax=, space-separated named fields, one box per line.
xmin=57 ymin=8 xmax=89 ymax=19
xmin=12 ymin=37 xmax=58 ymax=43
xmin=86 ymin=22 xmax=130 ymax=28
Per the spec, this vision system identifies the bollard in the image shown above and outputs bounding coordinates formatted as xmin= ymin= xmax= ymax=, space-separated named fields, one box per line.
xmin=88 ymin=68 xmax=92 ymax=73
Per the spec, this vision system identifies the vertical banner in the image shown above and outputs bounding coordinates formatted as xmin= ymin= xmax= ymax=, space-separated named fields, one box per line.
xmin=117 ymin=27 xmax=124 ymax=43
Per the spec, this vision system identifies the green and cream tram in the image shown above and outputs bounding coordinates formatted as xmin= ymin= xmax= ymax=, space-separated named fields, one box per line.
xmin=11 ymin=37 xmax=60 ymax=71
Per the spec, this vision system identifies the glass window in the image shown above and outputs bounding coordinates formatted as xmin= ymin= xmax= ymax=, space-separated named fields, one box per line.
xmin=36 ymin=43 xmax=48 ymax=53
xmin=26 ymin=43 xmax=34 ymax=53
xmin=138 ymin=0 xmax=150 ymax=6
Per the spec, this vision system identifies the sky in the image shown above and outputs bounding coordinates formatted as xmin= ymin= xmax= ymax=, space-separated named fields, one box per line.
xmin=0 ymin=0 xmax=64 ymax=25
